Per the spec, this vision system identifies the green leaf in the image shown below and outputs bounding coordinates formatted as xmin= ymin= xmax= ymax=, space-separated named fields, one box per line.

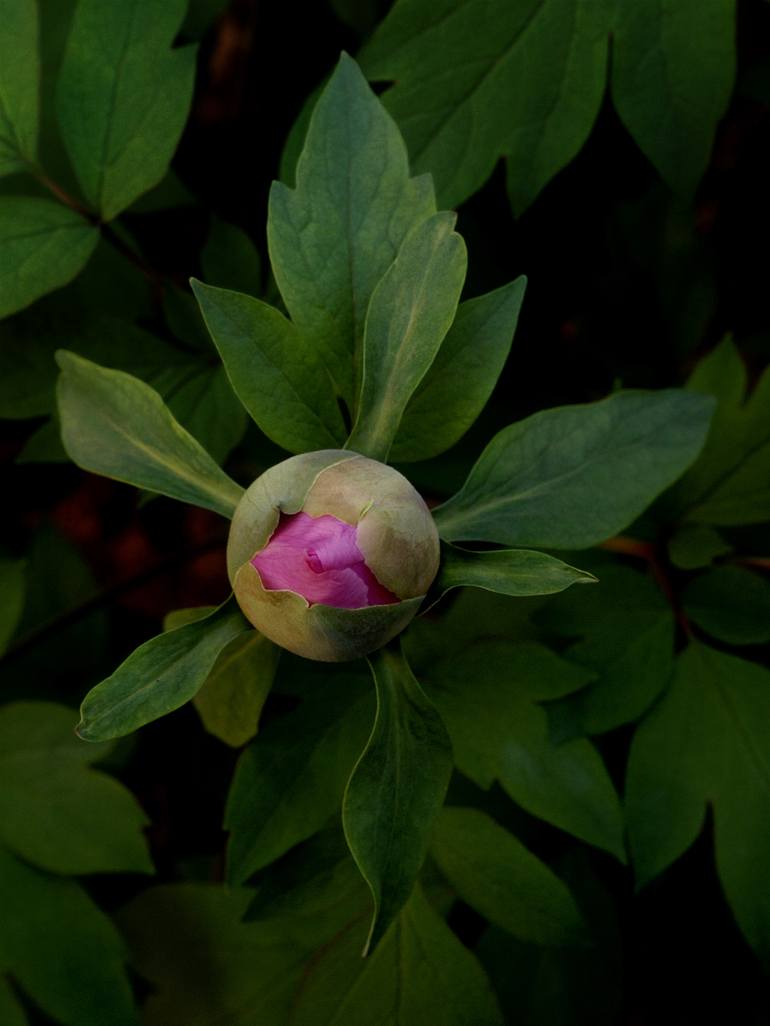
xmin=201 ymin=217 xmax=262 ymax=296
xmin=55 ymin=0 xmax=196 ymax=219
xmin=56 ymin=351 xmax=244 ymax=518
xmin=0 ymin=198 xmax=98 ymax=318
xmin=434 ymin=544 xmax=597 ymax=602
xmin=667 ymin=523 xmax=732 ymax=570
xmin=119 ymin=884 xmax=306 ymax=1026
xmin=431 ymin=807 xmax=586 ymax=946
xmin=191 ymin=280 xmax=348 ymax=453
xmin=390 ymin=278 xmax=526 ymax=462
xmin=343 ymin=645 xmax=453 ymax=954
xmin=346 ymin=211 xmax=467 ymax=461
xmin=0 ymin=559 xmax=25 ymax=655
xmin=425 ymin=641 xmax=626 ymax=860
xmin=0 ymin=0 xmax=39 ymax=175
xmin=193 ymin=631 xmax=279 ymax=748
xmin=361 ymin=0 xmax=613 ymax=212
xmin=682 ymin=565 xmax=770 ymax=645
xmin=676 ymin=340 xmax=770 ymax=525
xmin=0 ymin=847 xmax=139 ymax=1026
xmin=290 ymin=884 xmax=504 ymax=1026
xmin=267 ymin=53 xmax=436 ymax=405
xmin=538 ymin=563 xmax=674 ymax=737
xmin=0 ymin=977 xmax=27 ymax=1026
xmin=225 ymin=683 xmax=373 ymax=883
xmin=77 ymin=597 xmax=250 ymax=742
xmin=0 ymin=702 xmax=152 ymax=875
xmin=433 ymin=390 xmax=715 ymax=549
xmin=626 ymin=643 xmax=770 ymax=962
xmin=611 ymin=0 xmax=736 ymax=198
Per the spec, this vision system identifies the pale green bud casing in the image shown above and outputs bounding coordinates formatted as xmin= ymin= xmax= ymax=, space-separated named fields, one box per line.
xmin=227 ymin=450 xmax=440 ymax=661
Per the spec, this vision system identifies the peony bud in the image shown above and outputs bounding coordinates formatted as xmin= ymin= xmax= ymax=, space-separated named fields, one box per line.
xmin=227 ymin=450 xmax=440 ymax=661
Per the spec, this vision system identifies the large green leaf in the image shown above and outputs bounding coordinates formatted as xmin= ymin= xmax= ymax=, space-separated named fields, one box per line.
xmin=77 ymin=598 xmax=250 ymax=742
xmin=290 ymin=884 xmax=504 ymax=1026
xmin=225 ymin=684 xmax=373 ymax=884
xmin=390 ymin=278 xmax=526 ymax=462
xmin=611 ymin=0 xmax=736 ymax=198
xmin=267 ymin=53 xmax=435 ymax=405
xmin=346 ymin=211 xmax=467 ymax=460
xmin=626 ymin=643 xmax=770 ymax=962
xmin=0 ymin=702 xmax=152 ymax=874
xmin=431 ymin=807 xmax=585 ymax=946
xmin=0 ymin=977 xmax=27 ymax=1026
xmin=675 ymin=340 xmax=770 ymax=525
xmin=434 ymin=544 xmax=596 ymax=602
xmin=0 ymin=198 xmax=98 ymax=317
xmin=55 ymin=0 xmax=196 ymax=219
xmin=424 ymin=641 xmax=626 ymax=860
xmin=343 ymin=646 xmax=453 ymax=954
xmin=0 ymin=0 xmax=39 ymax=175
xmin=56 ymin=351 xmax=244 ymax=518
xmin=682 ymin=565 xmax=770 ymax=645
xmin=433 ymin=390 xmax=714 ymax=549
xmin=191 ymin=280 xmax=348 ymax=453
xmin=538 ymin=562 xmax=674 ymax=737
xmin=0 ymin=847 xmax=139 ymax=1026
xmin=361 ymin=0 xmax=613 ymax=213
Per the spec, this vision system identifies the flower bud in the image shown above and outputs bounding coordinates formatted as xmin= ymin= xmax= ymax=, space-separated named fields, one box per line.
xmin=227 ymin=450 xmax=440 ymax=661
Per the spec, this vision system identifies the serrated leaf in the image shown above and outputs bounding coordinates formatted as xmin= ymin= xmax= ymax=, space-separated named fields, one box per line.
xmin=424 ymin=640 xmax=625 ymax=860
xmin=361 ymin=0 xmax=613 ymax=213
xmin=0 ymin=702 xmax=152 ymax=874
xmin=433 ymin=390 xmax=715 ymax=549
xmin=290 ymin=884 xmax=504 ymax=1026
xmin=682 ymin=565 xmax=770 ymax=645
xmin=390 ymin=278 xmax=526 ymax=462
xmin=434 ymin=544 xmax=596 ymax=603
xmin=626 ymin=643 xmax=770 ymax=962
xmin=55 ymin=0 xmax=196 ymax=219
xmin=191 ymin=280 xmax=348 ymax=453
xmin=431 ymin=807 xmax=586 ymax=946
xmin=0 ymin=847 xmax=139 ymax=1026
xmin=267 ymin=53 xmax=436 ymax=405
xmin=343 ymin=645 xmax=453 ymax=954
xmin=346 ymin=211 xmax=467 ymax=460
xmin=225 ymin=683 xmax=373 ymax=884
xmin=611 ymin=0 xmax=736 ymax=198
xmin=56 ymin=351 xmax=244 ymax=518
xmin=0 ymin=198 xmax=98 ymax=318
xmin=0 ymin=0 xmax=39 ymax=176
xmin=77 ymin=597 xmax=250 ymax=742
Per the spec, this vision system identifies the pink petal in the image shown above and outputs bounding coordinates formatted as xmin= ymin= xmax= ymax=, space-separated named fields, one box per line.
xmin=251 ymin=512 xmax=397 ymax=609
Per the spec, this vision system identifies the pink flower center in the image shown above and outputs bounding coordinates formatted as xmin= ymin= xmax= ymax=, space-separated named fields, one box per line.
xmin=251 ymin=512 xmax=398 ymax=609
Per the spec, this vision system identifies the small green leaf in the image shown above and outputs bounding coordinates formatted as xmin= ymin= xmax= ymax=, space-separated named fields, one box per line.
xmin=225 ymin=684 xmax=373 ymax=884
xmin=191 ymin=280 xmax=348 ymax=453
xmin=0 ymin=0 xmax=39 ymax=175
xmin=55 ymin=0 xmax=196 ymax=219
xmin=0 ymin=198 xmax=98 ymax=318
xmin=0 ymin=558 xmax=25 ymax=655
xmin=682 ymin=565 xmax=770 ymax=645
xmin=290 ymin=884 xmax=504 ymax=1026
xmin=77 ymin=597 xmax=250 ymax=742
xmin=611 ymin=0 xmax=736 ymax=197
xmin=433 ymin=390 xmax=715 ymax=549
xmin=435 ymin=544 xmax=596 ymax=602
xmin=0 ymin=702 xmax=152 ymax=875
xmin=346 ymin=212 xmax=467 ymax=461
xmin=343 ymin=645 xmax=453 ymax=954
xmin=390 ymin=278 xmax=526 ymax=462
xmin=56 ymin=351 xmax=244 ymax=518
xmin=202 ymin=217 xmax=262 ymax=296
xmin=267 ymin=53 xmax=436 ymax=405
xmin=425 ymin=641 xmax=626 ymax=860
xmin=626 ymin=643 xmax=770 ymax=962
xmin=432 ymin=807 xmax=586 ymax=946
xmin=361 ymin=0 xmax=613 ymax=213
xmin=0 ymin=847 xmax=139 ymax=1026
xmin=667 ymin=523 xmax=732 ymax=570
